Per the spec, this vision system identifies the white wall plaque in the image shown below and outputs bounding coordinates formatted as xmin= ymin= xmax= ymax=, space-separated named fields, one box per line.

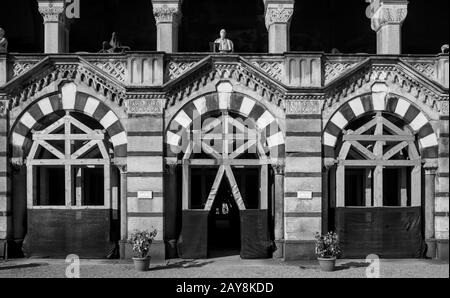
xmin=297 ymin=191 xmax=313 ymax=200
xmin=137 ymin=191 xmax=153 ymax=199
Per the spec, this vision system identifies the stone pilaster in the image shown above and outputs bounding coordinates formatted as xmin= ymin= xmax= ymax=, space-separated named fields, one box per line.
xmin=118 ymin=165 xmax=128 ymax=259
xmin=264 ymin=0 xmax=294 ymax=54
xmin=164 ymin=157 xmax=178 ymax=258
xmin=366 ymin=0 xmax=408 ymax=55
xmin=424 ymin=160 xmax=438 ymax=258
xmin=37 ymin=0 xmax=67 ymax=53
xmin=272 ymin=161 xmax=285 ymax=258
xmin=152 ymin=0 xmax=182 ymax=53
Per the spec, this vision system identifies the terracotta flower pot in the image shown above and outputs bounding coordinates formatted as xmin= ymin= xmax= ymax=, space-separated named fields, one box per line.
xmin=318 ymin=257 xmax=336 ymax=272
xmin=133 ymin=257 xmax=151 ymax=271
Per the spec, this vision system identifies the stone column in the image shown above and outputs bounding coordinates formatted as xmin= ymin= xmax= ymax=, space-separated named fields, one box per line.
xmin=264 ymin=0 xmax=294 ymax=54
xmin=118 ymin=165 xmax=128 ymax=259
xmin=164 ymin=158 xmax=178 ymax=258
xmin=424 ymin=160 xmax=438 ymax=259
xmin=366 ymin=0 xmax=408 ymax=55
xmin=272 ymin=161 xmax=285 ymax=258
xmin=37 ymin=0 xmax=67 ymax=53
xmin=152 ymin=0 xmax=182 ymax=53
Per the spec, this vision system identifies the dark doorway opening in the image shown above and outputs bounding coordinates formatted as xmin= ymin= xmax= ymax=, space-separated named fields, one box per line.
xmin=208 ymin=179 xmax=241 ymax=257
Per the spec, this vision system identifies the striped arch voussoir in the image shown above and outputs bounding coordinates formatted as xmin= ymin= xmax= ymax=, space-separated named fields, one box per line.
xmin=12 ymin=84 xmax=127 ymax=160
xmin=323 ymin=94 xmax=439 ymax=159
xmin=166 ymin=92 xmax=285 ymax=159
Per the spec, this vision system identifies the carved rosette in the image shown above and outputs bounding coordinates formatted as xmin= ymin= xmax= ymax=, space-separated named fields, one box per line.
xmin=265 ymin=4 xmax=294 ymax=28
xmin=369 ymin=5 xmax=408 ymax=32
xmin=38 ymin=3 xmax=65 ymax=23
xmin=153 ymin=4 xmax=181 ymax=25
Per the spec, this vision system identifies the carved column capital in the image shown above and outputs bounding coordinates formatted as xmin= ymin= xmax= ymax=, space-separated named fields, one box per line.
xmin=324 ymin=158 xmax=337 ymax=170
xmin=424 ymin=159 xmax=438 ymax=175
xmin=37 ymin=1 xmax=65 ymax=23
xmin=265 ymin=3 xmax=294 ymax=29
xmin=117 ymin=165 xmax=127 ymax=174
xmin=152 ymin=3 xmax=181 ymax=25
xmin=366 ymin=0 xmax=408 ymax=32
xmin=165 ymin=157 xmax=178 ymax=175
xmin=271 ymin=160 xmax=285 ymax=176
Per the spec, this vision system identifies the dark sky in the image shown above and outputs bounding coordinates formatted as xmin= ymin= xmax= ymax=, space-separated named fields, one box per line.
xmin=0 ymin=0 xmax=448 ymax=54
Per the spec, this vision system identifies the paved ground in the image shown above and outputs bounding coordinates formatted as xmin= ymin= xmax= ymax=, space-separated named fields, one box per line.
xmin=0 ymin=256 xmax=448 ymax=278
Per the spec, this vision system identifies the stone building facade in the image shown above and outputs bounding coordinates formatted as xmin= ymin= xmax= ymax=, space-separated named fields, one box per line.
xmin=0 ymin=0 xmax=448 ymax=260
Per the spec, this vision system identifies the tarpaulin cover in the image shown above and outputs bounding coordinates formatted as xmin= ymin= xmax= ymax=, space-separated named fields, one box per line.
xmin=23 ymin=209 xmax=118 ymax=258
xmin=335 ymin=207 xmax=425 ymax=258
xmin=240 ymin=209 xmax=272 ymax=259
xmin=178 ymin=210 xmax=209 ymax=259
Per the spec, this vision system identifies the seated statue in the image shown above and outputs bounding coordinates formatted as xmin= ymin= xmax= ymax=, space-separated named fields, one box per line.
xmin=214 ymin=29 xmax=234 ymax=53
xmin=0 ymin=28 xmax=8 ymax=52
xmin=99 ymin=32 xmax=130 ymax=53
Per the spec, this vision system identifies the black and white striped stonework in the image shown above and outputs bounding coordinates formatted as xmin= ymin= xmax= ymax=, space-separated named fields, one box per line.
xmin=323 ymin=94 xmax=439 ymax=159
xmin=12 ymin=83 xmax=127 ymax=159
xmin=166 ymin=92 xmax=285 ymax=159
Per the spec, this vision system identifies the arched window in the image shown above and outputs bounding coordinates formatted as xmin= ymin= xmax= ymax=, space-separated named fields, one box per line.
xmin=26 ymin=111 xmax=113 ymax=209
xmin=335 ymin=112 xmax=421 ymax=208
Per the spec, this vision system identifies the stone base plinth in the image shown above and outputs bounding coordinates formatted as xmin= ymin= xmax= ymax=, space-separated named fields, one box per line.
xmin=437 ymin=239 xmax=449 ymax=261
xmin=283 ymin=240 xmax=316 ymax=260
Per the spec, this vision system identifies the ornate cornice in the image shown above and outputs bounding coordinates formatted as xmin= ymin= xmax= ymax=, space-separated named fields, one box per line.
xmin=323 ymin=61 xmax=447 ymax=114
xmin=265 ymin=4 xmax=294 ymax=28
xmin=153 ymin=3 xmax=181 ymax=24
xmin=3 ymin=59 xmax=126 ymax=112
xmin=164 ymin=57 xmax=286 ymax=109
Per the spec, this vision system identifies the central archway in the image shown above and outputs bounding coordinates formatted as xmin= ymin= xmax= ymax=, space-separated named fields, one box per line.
xmin=165 ymin=82 xmax=284 ymax=259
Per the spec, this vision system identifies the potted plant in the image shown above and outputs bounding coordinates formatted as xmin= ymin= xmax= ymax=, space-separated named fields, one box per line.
xmin=128 ymin=228 xmax=158 ymax=271
xmin=314 ymin=231 xmax=342 ymax=272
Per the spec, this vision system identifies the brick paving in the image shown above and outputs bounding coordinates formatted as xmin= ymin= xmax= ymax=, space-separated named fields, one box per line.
xmin=0 ymin=256 xmax=448 ymax=278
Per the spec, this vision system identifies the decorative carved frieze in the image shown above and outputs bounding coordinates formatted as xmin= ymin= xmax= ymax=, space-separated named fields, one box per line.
xmin=324 ymin=61 xmax=358 ymax=84
xmin=128 ymin=98 xmax=164 ymax=114
xmin=285 ymin=100 xmax=322 ymax=115
xmin=165 ymin=59 xmax=285 ymax=109
xmin=91 ymin=60 xmax=127 ymax=82
xmin=167 ymin=61 xmax=197 ymax=80
xmin=153 ymin=4 xmax=180 ymax=24
xmin=324 ymin=63 xmax=446 ymax=114
xmin=406 ymin=62 xmax=436 ymax=80
xmin=251 ymin=61 xmax=283 ymax=82
xmin=265 ymin=4 xmax=294 ymax=28
xmin=440 ymin=100 xmax=449 ymax=115
xmin=12 ymin=62 xmax=37 ymax=77
xmin=5 ymin=63 xmax=126 ymax=111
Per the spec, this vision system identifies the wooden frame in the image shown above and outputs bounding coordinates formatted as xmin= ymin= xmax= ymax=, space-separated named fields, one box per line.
xmin=181 ymin=112 xmax=272 ymax=211
xmin=336 ymin=112 xmax=421 ymax=208
xmin=26 ymin=112 xmax=111 ymax=209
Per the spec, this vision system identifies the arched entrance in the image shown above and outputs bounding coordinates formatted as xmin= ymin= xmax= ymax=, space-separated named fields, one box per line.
xmin=165 ymin=82 xmax=284 ymax=259
xmin=323 ymin=93 xmax=439 ymax=258
xmin=10 ymin=83 xmax=126 ymax=258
